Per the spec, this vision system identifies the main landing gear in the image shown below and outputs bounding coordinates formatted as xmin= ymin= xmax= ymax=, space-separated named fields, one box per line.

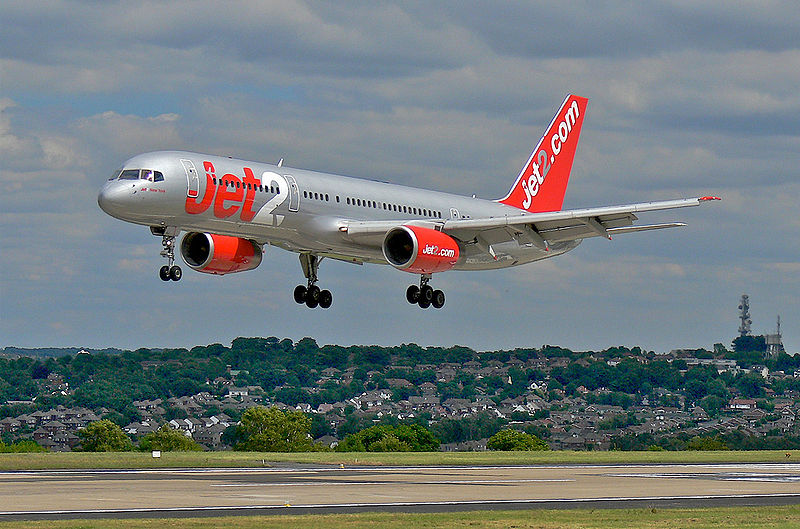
xmin=152 ymin=227 xmax=182 ymax=282
xmin=406 ymin=274 xmax=445 ymax=309
xmin=293 ymin=253 xmax=332 ymax=309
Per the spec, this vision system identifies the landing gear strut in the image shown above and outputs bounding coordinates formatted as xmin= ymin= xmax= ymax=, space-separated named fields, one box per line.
xmin=153 ymin=226 xmax=182 ymax=282
xmin=406 ymin=274 xmax=445 ymax=309
xmin=293 ymin=253 xmax=332 ymax=309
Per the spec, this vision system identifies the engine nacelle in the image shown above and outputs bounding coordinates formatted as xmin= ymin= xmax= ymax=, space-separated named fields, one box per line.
xmin=382 ymin=225 xmax=460 ymax=274
xmin=180 ymin=232 xmax=262 ymax=275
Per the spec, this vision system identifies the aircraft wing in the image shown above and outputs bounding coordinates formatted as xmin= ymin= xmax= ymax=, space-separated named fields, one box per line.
xmin=341 ymin=196 xmax=720 ymax=252
xmin=441 ymin=196 xmax=720 ymax=251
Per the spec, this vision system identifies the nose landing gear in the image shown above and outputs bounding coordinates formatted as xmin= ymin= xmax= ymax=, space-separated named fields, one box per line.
xmin=293 ymin=253 xmax=332 ymax=309
xmin=153 ymin=226 xmax=182 ymax=282
xmin=406 ymin=274 xmax=445 ymax=309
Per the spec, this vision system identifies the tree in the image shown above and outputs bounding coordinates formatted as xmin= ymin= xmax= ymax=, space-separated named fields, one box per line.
xmin=337 ymin=424 xmax=439 ymax=452
xmin=235 ymin=406 xmax=317 ymax=452
xmin=686 ymin=435 xmax=729 ymax=451
xmin=487 ymin=429 xmax=549 ymax=451
xmin=735 ymin=373 xmax=766 ymax=398
xmin=139 ymin=424 xmax=202 ymax=452
xmin=78 ymin=420 xmax=133 ymax=452
xmin=732 ymin=335 xmax=766 ymax=353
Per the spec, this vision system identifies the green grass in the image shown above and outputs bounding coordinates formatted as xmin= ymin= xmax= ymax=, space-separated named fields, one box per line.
xmin=0 ymin=449 xmax=798 ymax=470
xmin=2 ymin=506 xmax=800 ymax=529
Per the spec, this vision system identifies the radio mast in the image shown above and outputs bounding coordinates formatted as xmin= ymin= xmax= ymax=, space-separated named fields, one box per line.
xmin=738 ymin=294 xmax=752 ymax=337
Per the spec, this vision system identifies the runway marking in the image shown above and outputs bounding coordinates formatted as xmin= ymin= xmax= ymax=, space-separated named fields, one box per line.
xmin=211 ymin=479 xmax=575 ymax=487
xmin=615 ymin=472 xmax=800 ymax=483
xmin=3 ymin=493 xmax=800 ymax=517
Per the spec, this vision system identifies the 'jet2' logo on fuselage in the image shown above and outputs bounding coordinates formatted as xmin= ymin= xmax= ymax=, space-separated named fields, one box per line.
xmin=185 ymin=162 xmax=288 ymax=225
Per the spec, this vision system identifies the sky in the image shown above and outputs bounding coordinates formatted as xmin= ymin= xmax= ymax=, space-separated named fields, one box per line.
xmin=1 ymin=1 xmax=799 ymax=353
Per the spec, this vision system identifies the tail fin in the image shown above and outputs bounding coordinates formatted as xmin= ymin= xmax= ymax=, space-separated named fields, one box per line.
xmin=498 ymin=94 xmax=588 ymax=213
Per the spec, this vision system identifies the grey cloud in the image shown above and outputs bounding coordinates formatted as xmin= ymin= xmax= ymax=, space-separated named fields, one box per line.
xmin=2 ymin=1 xmax=799 ymax=351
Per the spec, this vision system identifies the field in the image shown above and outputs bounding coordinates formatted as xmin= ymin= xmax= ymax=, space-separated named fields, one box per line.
xmin=2 ymin=506 xmax=800 ymax=529
xmin=0 ymin=449 xmax=798 ymax=470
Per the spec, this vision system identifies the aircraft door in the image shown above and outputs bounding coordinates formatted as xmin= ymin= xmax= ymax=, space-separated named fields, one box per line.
xmin=449 ymin=208 xmax=460 ymax=219
xmin=285 ymin=174 xmax=300 ymax=212
xmin=181 ymin=159 xmax=199 ymax=198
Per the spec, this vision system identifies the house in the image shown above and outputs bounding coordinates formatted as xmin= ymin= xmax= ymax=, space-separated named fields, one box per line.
xmin=193 ymin=423 xmax=228 ymax=449
xmin=729 ymin=399 xmax=757 ymax=410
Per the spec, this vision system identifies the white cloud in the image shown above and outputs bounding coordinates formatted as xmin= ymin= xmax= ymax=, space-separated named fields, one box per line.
xmin=1 ymin=1 xmax=799 ymax=352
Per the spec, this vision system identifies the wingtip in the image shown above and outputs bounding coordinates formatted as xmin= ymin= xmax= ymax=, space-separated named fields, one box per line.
xmin=699 ymin=196 xmax=722 ymax=201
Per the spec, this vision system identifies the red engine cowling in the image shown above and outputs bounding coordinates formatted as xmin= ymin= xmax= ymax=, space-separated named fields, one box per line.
xmin=180 ymin=232 xmax=262 ymax=275
xmin=382 ymin=225 xmax=460 ymax=274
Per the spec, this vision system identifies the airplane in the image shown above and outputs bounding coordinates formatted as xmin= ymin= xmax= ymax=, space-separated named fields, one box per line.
xmin=97 ymin=94 xmax=719 ymax=310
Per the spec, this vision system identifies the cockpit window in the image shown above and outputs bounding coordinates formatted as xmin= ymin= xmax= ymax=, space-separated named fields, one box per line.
xmin=109 ymin=169 xmax=122 ymax=181
xmin=141 ymin=170 xmax=164 ymax=182
xmin=118 ymin=169 xmax=164 ymax=182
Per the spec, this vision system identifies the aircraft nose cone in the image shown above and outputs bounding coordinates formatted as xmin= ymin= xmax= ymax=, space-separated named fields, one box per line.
xmin=97 ymin=182 xmax=128 ymax=218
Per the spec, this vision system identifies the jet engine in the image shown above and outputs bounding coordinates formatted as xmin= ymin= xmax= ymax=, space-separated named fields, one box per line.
xmin=180 ymin=232 xmax=262 ymax=275
xmin=382 ymin=225 xmax=460 ymax=274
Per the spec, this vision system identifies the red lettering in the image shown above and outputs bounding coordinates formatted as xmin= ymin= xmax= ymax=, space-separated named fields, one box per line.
xmin=213 ymin=174 xmax=243 ymax=218
xmin=239 ymin=167 xmax=261 ymax=222
xmin=185 ymin=161 xmax=217 ymax=214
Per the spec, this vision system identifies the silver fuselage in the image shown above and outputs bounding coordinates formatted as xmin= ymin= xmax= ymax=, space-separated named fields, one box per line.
xmin=98 ymin=151 xmax=578 ymax=270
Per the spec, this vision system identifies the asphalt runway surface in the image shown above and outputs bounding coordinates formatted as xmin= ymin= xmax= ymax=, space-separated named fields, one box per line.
xmin=2 ymin=463 xmax=800 ymax=520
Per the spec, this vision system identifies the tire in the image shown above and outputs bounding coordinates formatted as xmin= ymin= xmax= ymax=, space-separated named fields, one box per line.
xmin=406 ymin=285 xmax=420 ymax=304
xmin=307 ymin=285 xmax=320 ymax=302
xmin=418 ymin=296 xmax=431 ymax=309
xmin=293 ymin=285 xmax=307 ymax=304
xmin=306 ymin=285 xmax=320 ymax=308
xmin=432 ymin=289 xmax=445 ymax=309
xmin=159 ymin=266 xmax=170 ymax=281
xmin=319 ymin=289 xmax=332 ymax=309
xmin=420 ymin=285 xmax=434 ymax=303
xmin=169 ymin=265 xmax=182 ymax=281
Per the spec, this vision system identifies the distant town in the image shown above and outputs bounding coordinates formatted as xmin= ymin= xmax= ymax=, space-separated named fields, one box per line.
xmin=1 ymin=310 xmax=798 ymax=452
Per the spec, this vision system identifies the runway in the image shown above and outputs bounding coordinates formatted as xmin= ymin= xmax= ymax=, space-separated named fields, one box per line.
xmin=2 ymin=463 xmax=800 ymax=520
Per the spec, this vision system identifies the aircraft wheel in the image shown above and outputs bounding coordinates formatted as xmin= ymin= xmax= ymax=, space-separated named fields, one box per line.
xmin=306 ymin=285 xmax=320 ymax=308
xmin=293 ymin=285 xmax=307 ymax=304
xmin=406 ymin=285 xmax=420 ymax=304
xmin=418 ymin=296 xmax=431 ymax=309
xmin=420 ymin=285 xmax=434 ymax=304
xmin=159 ymin=265 xmax=171 ymax=281
xmin=432 ymin=289 xmax=445 ymax=309
xmin=319 ymin=289 xmax=332 ymax=309
xmin=169 ymin=265 xmax=182 ymax=281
